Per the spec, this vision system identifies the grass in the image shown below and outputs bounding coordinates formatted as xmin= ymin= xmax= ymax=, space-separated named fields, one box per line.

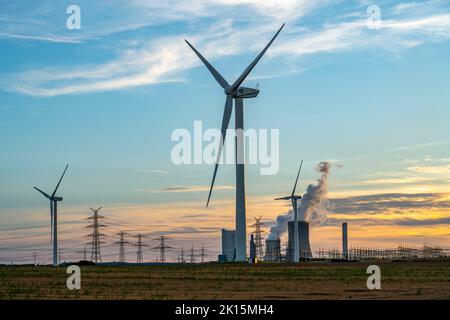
xmin=0 ymin=260 xmax=449 ymax=300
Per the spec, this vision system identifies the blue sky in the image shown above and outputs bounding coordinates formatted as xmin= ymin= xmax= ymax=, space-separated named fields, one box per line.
xmin=1 ymin=0 xmax=450 ymax=263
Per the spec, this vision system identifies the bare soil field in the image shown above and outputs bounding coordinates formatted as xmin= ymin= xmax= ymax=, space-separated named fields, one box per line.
xmin=1 ymin=261 xmax=449 ymax=300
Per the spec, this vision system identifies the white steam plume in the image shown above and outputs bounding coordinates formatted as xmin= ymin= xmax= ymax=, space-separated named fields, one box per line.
xmin=268 ymin=161 xmax=332 ymax=239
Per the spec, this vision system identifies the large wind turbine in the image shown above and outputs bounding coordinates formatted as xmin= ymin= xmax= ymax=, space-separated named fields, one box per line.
xmin=185 ymin=24 xmax=285 ymax=262
xmin=275 ymin=160 xmax=303 ymax=263
xmin=33 ymin=164 xmax=69 ymax=266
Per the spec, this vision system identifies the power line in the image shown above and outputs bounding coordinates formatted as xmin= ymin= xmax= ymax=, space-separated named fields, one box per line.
xmin=76 ymin=245 xmax=87 ymax=261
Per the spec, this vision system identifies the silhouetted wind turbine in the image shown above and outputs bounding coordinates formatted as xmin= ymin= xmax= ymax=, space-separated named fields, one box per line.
xmin=185 ymin=24 xmax=285 ymax=261
xmin=33 ymin=164 xmax=69 ymax=266
xmin=275 ymin=160 xmax=303 ymax=262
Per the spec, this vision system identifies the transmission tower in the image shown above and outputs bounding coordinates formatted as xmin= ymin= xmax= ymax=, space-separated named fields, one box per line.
xmin=84 ymin=207 xmax=107 ymax=263
xmin=250 ymin=216 xmax=266 ymax=260
xmin=200 ymin=244 xmax=207 ymax=263
xmin=152 ymin=236 xmax=173 ymax=263
xmin=114 ymin=231 xmax=131 ymax=263
xmin=178 ymin=247 xmax=186 ymax=263
xmin=189 ymin=244 xmax=196 ymax=263
xmin=133 ymin=234 xmax=148 ymax=263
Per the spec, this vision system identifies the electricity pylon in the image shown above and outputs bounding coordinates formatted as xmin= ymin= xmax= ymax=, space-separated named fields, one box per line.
xmin=200 ymin=244 xmax=207 ymax=263
xmin=114 ymin=231 xmax=131 ymax=263
xmin=84 ymin=207 xmax=107 ymax=263
xmin=133 ymin=234 xmax=148 ymax=263
xmin=152 ymin=236 xmax=173 ymax=263
xmin=250 ymin=216 xmax=266 ymax=260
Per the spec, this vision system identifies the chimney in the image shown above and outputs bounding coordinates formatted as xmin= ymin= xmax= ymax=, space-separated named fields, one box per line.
xmin=342 ymin=222 xmax=348 ymax=260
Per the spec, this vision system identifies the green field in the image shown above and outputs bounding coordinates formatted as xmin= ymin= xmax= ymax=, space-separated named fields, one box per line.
xmin=1 ymin=261 xmax=449 ymax=300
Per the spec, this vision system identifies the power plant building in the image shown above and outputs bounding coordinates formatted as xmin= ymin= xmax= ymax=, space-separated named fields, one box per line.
xmin=286 ymin=221 xmax=312 ymax=261
xmin=220 ymin=229 xmax=235 ymax=262
xmin=264 ymin=238 xmax=281 ymax=262
xmin=249 ymin=234 xmax=256 ymax=263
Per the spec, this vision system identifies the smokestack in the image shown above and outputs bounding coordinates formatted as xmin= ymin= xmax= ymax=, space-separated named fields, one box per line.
xmin=342 ymin=222 xmax=348 ymax=260
xmin=286 ymin=221 xmax=312 ymax=261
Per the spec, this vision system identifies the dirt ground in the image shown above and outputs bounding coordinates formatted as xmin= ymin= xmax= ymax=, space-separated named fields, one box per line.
xmin=1 ymin=260 xmax=449 ymax=300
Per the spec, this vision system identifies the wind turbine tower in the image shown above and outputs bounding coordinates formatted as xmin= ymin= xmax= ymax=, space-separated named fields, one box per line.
xmin=33 ymin=164 xmax=69 ymax=266
xmin=185 ymin=24 xmax=285 ymax=261
xmin=275 ymin=161 xmax=303 ymax=263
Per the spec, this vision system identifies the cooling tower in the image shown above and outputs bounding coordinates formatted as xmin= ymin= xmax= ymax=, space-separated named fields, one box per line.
xmin=286 ymin=221 xmax=312 ymax=261
xmin=342 ymin=222 xmax=348 ymax=260
xmin=264 ymin=238 xmax=281 ymax=262
xmin=221 ymin=229 xmax=235 ymax=262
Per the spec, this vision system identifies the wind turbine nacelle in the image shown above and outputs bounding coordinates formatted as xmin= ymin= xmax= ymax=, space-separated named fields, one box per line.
xmin=53 ymin=196 xmax=63 ymax=201
xmin=235 ymin=87 xmax=259 ymax=99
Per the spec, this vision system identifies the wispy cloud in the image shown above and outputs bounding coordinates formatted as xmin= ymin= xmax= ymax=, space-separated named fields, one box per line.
xmin=392 ymin=140 xmax=450 ymax=151
xmin=0 ymin=32 xmax=82 ymax=44
xmin=1 ymin=2 xmax=450 ymax=96
xmin=362 ymin=177 xmax=434 ymax=185
xmin=138 ymin=185 xmax=234 ymax=193
xmin=407 ymin=164 xmax=450 ymax=174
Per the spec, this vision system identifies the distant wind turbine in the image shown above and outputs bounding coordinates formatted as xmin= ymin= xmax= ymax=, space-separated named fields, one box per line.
xmin=275 ymin=160 xmax=303 ymax=263
xmin=33 ymin=164 xmax=69 ymax=266
xmin=185 ymin=23 xmax=285 ymax=262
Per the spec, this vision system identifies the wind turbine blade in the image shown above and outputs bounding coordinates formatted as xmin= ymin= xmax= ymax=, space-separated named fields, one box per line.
xmin=33 ymin=186 xmax=51 ymax=199
xmin=230 ymin=23 xmax=285 ymax=91
xmin=275 ymin=196 xmax=291 ymax=200
xmin=185 ymin=40 xmax=230 ymax=90
xmin=206 ymin=95 xmax=233 ymax=207
xmin=291 ymin=160 xmax=303 ymax=197
xmin=51 ymin=164 xmax=69 ymax=198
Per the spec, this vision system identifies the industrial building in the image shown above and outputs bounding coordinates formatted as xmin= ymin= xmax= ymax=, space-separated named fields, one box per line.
xmin=249 ymin=234 xmax=256 ymax=263
xmin=219 ymin=229 xmax=235 ymax=262
xmin=286 ymin=221 xmax=312 ymax=261
xmin=264 ymin=238 xmax=281 ymax=262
